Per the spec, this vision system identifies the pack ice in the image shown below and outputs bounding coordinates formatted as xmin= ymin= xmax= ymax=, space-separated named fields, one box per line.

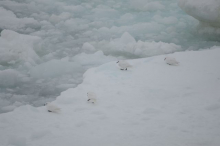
xmin=0 ymin=47 xmax=220 ymax=146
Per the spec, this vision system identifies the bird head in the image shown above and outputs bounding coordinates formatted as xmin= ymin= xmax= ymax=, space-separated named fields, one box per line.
xmin=87 ymin=92 xmax=96 ymax=98
xmin=44 ymin=102 xmax=49 ymax=106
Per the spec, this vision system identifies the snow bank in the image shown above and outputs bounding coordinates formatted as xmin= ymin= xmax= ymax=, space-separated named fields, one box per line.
xmin=0 ymin=48 xmax=220 ymax=146
xmin=178 ymin=0 xmax=220 ymax=27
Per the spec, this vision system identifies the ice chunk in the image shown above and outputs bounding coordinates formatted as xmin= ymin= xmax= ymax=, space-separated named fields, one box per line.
xmin=49 ymin=12 xmax=71 ymax=24
xmin=92 ymin=5 xmax=119 ymax=18
xmin=72 ymin=51 xmax=116 ymax=66
xmin=0 ymin=69 xmax=22 ymax=87
xmin=130 ymin=0 xmax=165 ymax=11
xmin=81 ymin=42 xmax=96 ymax=53
xmin=93 ymin=32 xmax=181 ymax=57
xmin=0 ymin=30 xmax=40 ymax=65
xmin=120 ymin=32 xmax=136 ymax=44
xmin=154 ymin=15 xmax=178 ymax=25
xmin=30 ymin=59 xmax=82 ymax=79
xmin=0 ymin=7 xmax=39 ymax=32
xmin=178 ymin=0 xmax=220 ymax=27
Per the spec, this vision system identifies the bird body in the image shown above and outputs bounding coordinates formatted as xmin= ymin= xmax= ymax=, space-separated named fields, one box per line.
xmin=44 ymin=103 xmax=61 ymax=113
xmin=87 ymin=92 xmax=96 ymax=103
xmin=116 ymin=60 xmax=132 ymax=70
xmin=164 ymin=57 xmax=179 ymax=65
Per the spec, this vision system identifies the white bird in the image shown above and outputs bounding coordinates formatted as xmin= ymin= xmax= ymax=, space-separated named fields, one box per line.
xmin=164 ymin=57 xmax=179 ymax=65
xmin=44 ymin=102 xmax=61 ymax=113
xmin=116 ymin=60 xmax=132 ymax=70
xmin=87 ymin=92 xmax=97 ymax=103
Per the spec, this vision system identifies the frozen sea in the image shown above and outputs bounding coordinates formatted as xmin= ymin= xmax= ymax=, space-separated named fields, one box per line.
xmin=0 ymin=0 xmax=220 ymax=113
xmin=0 ymin=47 xmax=220 ymax=146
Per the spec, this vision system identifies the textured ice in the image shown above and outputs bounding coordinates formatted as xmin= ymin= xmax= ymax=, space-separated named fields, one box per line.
xmin=81 ymin=42 xmax=96 ymax=54
xmin=0 ymin=69 xmax=24 ymax=87
xmin=0 ymin=30 xmax=40 ymax=65
xmin=179 ymin=0 xmax=220 ymax=35
xmin=0 ymin=7 xmax=40 ymax=33
xmin=179 ymin=0 xmax=220 ymax=27
xmin=92 ymin=32 xmax=182 ymax=57
xmin=0 ymin=0 xmax=220 ymax=113
xmin=30 ymin=59 xmax=82 ymax=79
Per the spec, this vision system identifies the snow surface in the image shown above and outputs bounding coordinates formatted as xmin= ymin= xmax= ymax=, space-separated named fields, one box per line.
xmin=0 ymin=48 xmax=220 ymax=146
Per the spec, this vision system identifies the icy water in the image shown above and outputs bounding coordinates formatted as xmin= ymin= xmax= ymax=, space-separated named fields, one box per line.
xmin=0 ymin=0 xmax=219 ymax=113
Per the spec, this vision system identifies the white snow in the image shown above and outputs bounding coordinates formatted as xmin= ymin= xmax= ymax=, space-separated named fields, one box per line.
xmin=0 ymin=0 xmax=219 ymax=144
xmin=0 ymin=0 xmax=220 ymax=114
xmin=0 ymin=47 xmax=220 ymax=146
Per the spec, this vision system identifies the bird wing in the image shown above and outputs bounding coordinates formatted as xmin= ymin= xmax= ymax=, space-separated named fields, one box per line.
xmin=120 ymin=61 xmax=132 ymax=67
xmin=47 ymin=104 xmax=61 ymax=112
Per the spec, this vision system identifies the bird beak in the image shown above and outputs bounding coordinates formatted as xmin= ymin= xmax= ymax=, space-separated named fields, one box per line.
xmin=116 ymin=61 xmax=119 ymax=63
xmin=164 ymin=58 xmax=166 ymax=60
